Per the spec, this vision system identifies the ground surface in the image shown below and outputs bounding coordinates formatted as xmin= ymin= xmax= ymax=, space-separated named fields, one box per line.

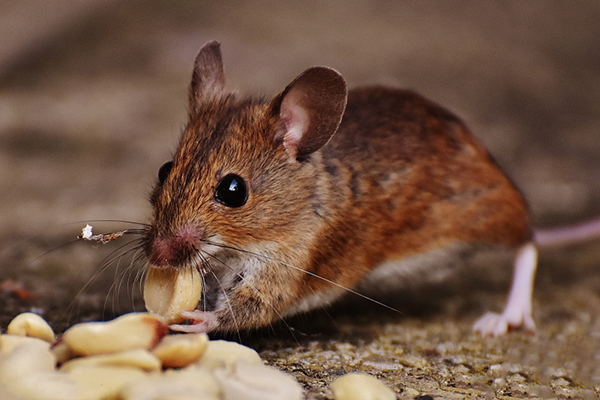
xmin=1 ymin=1 xmax=600 ymax=399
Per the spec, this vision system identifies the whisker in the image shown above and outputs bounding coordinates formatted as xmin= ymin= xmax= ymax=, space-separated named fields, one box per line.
xmin=124 ymin=245 xmax=148 ymax=311
xmin=121 ymin=230 xmax=146 ymax=235
xmin=198 ymin=254 xmax=242 ymax=342
xmin=202 ymin=241 xmax=399 ymax=313
xmin=192 ymin=254 xmax=208 ymax=314
xmin=202 ymin=251 xmax=299 ymax=344
xmin=97 ymin=239 xmax=146 ymax=275
xmin=113 ymin=244 xmax=141 ymax=304
xmin=63 ymin=219 xmax=151 ymax=228
xmin=131 ymin=251 xmax=150 ymax=296
xmin=64 ymin=238 xmax=142 ymax=323
xmin=30 ymin=239 xmax=81 ymax=263
xmin=104 ymin=249 xmax=127 ymax=316
xmin=137 ymin=259 xmax=151 ymax=302
xmin=104 ymin=241 xmax=145 ymax=316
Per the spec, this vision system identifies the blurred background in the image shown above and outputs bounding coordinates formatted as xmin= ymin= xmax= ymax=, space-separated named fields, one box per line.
xmin=1 ymin=0 xmax=599 ymax=335
xmin=3 ymin=1 xmax=600 ymax=396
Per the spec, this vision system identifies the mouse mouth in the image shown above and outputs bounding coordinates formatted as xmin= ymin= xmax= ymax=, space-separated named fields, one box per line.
xmin=143 ymin=265 xmax=202 ymax=324
xmin=143 ymin=223 xmax=207 ymax=268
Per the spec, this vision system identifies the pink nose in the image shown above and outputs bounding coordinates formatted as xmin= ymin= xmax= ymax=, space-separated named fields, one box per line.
xmin=147 ymin=225 xmax=202 ymax=267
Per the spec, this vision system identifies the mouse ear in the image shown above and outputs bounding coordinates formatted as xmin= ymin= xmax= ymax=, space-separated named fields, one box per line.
xmin=270 ymin=67 xmax=347 ymax=159
xmin=189 ymin=40 xmax=226 ymax=111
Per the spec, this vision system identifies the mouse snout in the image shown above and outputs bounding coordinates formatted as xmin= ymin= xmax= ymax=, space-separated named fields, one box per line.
xmin=145 ymin=225 xmax=203 ymax=268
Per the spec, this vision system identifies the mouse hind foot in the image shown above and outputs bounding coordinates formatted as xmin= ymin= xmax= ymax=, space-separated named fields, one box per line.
xmin=473 ymin=242 xmax=538 ymax=336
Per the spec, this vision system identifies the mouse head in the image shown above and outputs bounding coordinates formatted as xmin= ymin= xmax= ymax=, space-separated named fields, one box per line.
xmin=144 ymin=41 xmax=348 ymax=269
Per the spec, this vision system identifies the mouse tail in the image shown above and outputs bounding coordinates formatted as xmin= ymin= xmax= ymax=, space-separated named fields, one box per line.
xmin=533 ymin=216 xmax=600 ymax=247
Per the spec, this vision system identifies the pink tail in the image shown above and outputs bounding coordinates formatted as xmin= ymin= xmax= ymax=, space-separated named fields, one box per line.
xmin=534 ymin=216 xmax=600 ymax=246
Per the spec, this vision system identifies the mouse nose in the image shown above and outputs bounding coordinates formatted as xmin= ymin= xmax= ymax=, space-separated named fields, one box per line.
xmin=146 ymin=225 xmax=203 ymax=267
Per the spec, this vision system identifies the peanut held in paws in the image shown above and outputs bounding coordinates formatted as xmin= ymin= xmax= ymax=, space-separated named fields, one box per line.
xmin=143 ymin=266 xmax=202 ymax=324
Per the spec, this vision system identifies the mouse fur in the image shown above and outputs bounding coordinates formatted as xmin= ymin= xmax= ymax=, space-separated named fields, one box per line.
xmin=143 ymin=41 xmax=533 ymax=335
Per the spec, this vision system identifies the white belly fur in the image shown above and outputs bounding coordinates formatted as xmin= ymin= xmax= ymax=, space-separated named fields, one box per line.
xmin=282 ymin=242 xmax=514 ymax=317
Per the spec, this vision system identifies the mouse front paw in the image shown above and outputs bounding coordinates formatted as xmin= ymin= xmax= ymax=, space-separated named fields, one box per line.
xmin=473 ymin=310 xmax=535 ymax=337
xmin=169 ymin=310 xmax=219 ymax=333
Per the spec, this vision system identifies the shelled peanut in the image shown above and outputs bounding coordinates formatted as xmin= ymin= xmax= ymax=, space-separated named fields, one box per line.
xmin=0 ymin=312 xmax=303 ymax=400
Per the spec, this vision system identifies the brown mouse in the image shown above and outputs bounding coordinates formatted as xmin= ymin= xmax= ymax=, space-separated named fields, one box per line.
xmin=142 ymin=40 xmax=540 ymax=337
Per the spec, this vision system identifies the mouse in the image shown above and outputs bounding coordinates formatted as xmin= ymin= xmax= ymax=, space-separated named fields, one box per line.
xmin=141 ymin=40 xmax=592 ymax=337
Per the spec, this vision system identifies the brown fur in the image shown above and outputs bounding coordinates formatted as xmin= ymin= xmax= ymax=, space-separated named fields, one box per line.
xmin=143 ymin=41 xmax=531 ymax=332
xmin=301 ymin=87 xmax=530 ymax=296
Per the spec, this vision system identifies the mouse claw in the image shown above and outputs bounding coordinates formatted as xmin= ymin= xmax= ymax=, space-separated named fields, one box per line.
xmin=473 ymin=310 xmax=536 ymax=337
xmin=169 ymin=310 xmax=218 ymax=334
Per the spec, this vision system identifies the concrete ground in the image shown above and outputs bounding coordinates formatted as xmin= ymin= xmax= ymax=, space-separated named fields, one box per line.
xmin=1 ymin=1 xmax=600 ymax=398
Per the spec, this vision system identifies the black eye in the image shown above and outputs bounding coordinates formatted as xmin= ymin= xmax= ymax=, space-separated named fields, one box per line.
xmin=215 ymin=174 xmax=248 ymax=208
xmin=158 ymin=161 xmax=173 ymax=184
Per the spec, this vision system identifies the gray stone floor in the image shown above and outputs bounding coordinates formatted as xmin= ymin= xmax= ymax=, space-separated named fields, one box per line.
xmin=1 ymin=1 xmax=600 ymax=398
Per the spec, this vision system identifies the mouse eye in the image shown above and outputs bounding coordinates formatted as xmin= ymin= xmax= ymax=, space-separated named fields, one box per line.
xmin=215 ymin=174 xmax=248 ymax=208
xmin=158 ymin=161 xmax=173 ymax=184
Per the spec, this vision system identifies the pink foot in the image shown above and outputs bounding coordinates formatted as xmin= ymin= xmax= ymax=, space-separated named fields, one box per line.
xmin=473 ymin=310 xmax=535 ymax=337
xmin=169 ymin=310 xmax=218 ymax=333
xmin=473 ymin=243 xmax=538 ymax=337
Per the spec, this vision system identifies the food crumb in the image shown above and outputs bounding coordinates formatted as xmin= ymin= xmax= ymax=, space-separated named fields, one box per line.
xmin=81 ymin=224 xmax=93 ymax=240
xmin=79 ymin=224 xmax=127 ymax=244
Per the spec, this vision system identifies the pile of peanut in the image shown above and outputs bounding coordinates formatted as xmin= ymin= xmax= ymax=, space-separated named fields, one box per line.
xmin=0 ymin=312 xmax=397 ymax=400
xmin=0 ymin=312 xmax=302 ymax=399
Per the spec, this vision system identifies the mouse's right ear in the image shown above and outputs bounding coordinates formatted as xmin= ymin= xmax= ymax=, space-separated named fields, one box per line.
xmin=269 ymin=67 xmax=347 ymax=160
xmin=189 ymin=40 xmax=226 ymax=113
